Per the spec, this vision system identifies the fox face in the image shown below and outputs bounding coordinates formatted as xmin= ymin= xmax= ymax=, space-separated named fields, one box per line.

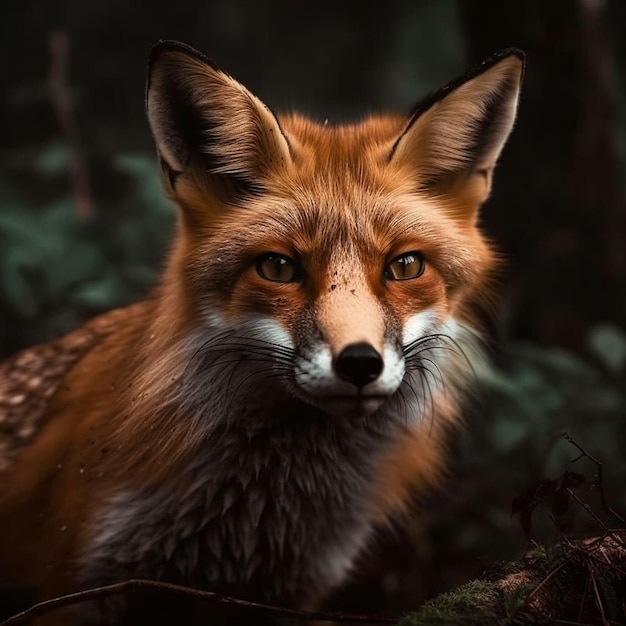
xmin=182 ymin=184 xmax=479 ymax=421
xmin=146 ymin=42 xmax=522 ymax=423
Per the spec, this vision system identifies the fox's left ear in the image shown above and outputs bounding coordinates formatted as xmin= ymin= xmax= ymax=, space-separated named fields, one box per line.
xmin=146 ymin=40 xmax=293 ymax=203
xmin=389 ymin=49 xmax=524 ymax=220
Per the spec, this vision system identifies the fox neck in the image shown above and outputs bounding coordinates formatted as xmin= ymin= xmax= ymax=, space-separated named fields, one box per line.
xmin=87 ymin=363 xmax=404 ymax=605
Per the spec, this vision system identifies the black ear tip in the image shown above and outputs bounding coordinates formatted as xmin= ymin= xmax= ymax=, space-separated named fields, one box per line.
xmin=479 ymin=48 xmax=526 ymax=75
xmin=492 ymin=48 xmax=526 ymax=80
xmin=150 ymin=40 xmax=197 ymax=66
xmin=146 ymin=40 xmax=227 ymax=103
xmin=148 ymin=40 xmax=224 ymax=75
xmin=496 ymin=47 xmax=525 ymax=62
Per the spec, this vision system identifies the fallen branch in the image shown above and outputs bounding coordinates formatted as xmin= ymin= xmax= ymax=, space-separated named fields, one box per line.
xmin=3 ymin=535 xmax=625 ymax=625
xmin=0 ymin=578 xmax=398 ymax=626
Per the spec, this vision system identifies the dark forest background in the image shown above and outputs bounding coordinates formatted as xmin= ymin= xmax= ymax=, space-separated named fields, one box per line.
xmin=1 ymin=0 xmax=625 ymax=615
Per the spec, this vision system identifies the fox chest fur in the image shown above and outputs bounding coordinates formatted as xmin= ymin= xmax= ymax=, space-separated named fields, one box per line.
xmin=0 ymin=40 xmax=524 ymax=623
xmin=84 ymin=397 xmax=398 ymax=604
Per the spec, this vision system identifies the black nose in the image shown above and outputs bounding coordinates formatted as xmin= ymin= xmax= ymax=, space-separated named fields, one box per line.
xmin=334 ymin=342 xmax=384 ymax=388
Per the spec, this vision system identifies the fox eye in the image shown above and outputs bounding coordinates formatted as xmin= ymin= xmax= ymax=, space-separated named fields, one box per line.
xmin=384 ymin=251 xmax=425 ymax=281
xmin=256 ymin=253 xmax=302 ymax=283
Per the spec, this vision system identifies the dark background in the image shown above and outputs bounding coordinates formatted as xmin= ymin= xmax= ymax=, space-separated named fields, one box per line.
xmin=1 ymin=0 xmax=625 ymax=614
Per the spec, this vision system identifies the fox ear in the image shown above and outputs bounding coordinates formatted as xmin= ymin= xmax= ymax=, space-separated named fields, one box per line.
xmin=146 ymin=40 xmax=292 ymax=199
xmin=389 ymin=49 xmax=524 ymax=219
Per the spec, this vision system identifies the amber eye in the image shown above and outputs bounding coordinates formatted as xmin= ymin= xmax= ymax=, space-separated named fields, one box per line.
xmin=256 ymin=253 xmax=302 ymax=283
xmin=384 ymin=251 xmax=425 ymax=281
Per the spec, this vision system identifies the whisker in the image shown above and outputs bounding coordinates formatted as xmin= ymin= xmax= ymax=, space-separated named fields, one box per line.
xmin=424 ymin=333 xmax=477 ymax=379
xmin=187 ymin=339 xmax=296 ymax=370
xmin=211 ymin=341 xmax=295 ymax=357
xmin=403 ymin=332 xmax=478 ymax=385
xmin=408 ymin=363 xmax=439 ymax=396
xmin=393 ymin=387 xmax=409 ymax=427
xmin=401 ymin=376 xmax=422 ymax=422
xmin=226 ymin=368 xmax=289 ymax=405
xmin=418 ymin=366 xmax=437 ymax=434
xmin=221 ymin=360 xmax=247 ymax=411
xmin=417 ymin=357 xmax=444 ymax=386
xmin=198 ymin=344 xmax=294 ymax=362
xmin=193 ymin=355 xmax=294 ymax=374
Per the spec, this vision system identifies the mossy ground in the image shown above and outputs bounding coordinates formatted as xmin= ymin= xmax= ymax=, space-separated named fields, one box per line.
xmin=399 ymin=580 xmax=504 ymax=626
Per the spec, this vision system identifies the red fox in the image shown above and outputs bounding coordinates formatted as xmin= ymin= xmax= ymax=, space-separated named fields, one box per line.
xmin=0 ymin=41 xmax=523 ymax=624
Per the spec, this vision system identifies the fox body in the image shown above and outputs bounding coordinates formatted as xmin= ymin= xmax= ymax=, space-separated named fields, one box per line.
xmin=0 ymin=42 xmax=523 ymax=622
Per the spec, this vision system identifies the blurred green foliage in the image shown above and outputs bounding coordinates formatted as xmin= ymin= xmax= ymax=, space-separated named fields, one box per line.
xmin=374 ymin=333 xmax=626 ymax=605
xmin=452 ymin=336 xmax=626 ymax=547
xmin=0 ymin=153 xmax=172 ymax=352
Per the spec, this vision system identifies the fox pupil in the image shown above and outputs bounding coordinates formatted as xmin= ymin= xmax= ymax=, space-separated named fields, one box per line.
xmin=385 ymin=251 xmax=424 ymax=281
xmin=257 ymin=253 xmax=299 ymax=283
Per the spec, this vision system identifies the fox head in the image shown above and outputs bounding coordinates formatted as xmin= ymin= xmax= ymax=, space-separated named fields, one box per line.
xmin=145 ymin=41 xmax=523 ymax=421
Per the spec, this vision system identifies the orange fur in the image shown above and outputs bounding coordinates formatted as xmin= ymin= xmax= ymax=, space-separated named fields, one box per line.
xmin=0 ymin=42 xmax=523 ymax=621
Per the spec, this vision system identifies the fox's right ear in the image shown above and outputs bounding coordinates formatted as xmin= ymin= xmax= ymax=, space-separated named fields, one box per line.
xmin=389 ymin=49 xmax=524 ymax=222
xmin=146 ymin=41 xmax=292 ymax=201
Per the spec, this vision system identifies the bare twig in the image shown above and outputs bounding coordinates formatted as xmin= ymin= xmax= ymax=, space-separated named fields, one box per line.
xmin=551 ymin=515 xmax=625 ymax=622
xmin=563 ymin=433 xmax=626 ymax=527
xmin=578 ymin=570 xmax=591 ymax=624
xmin=48 ymin=29 xmax=95 ymax=221
xmin=509 ymin=556 xmax=573 ymax=620
xmin=567 ymin=488 xmax=612 ymax=534
xmin=550 ymin=618 xmax=596 ymax=626
xmin=589 ymin=569 xmax=609 ymax=626
xmin=0 ymin=578 xmax=398 ymax=626
xmin=584 ymin=538 xmax=626 ymax=578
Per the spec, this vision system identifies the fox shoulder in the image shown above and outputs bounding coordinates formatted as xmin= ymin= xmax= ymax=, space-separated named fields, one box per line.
xmin=0 ymin=303 xmax=147 ymax=475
